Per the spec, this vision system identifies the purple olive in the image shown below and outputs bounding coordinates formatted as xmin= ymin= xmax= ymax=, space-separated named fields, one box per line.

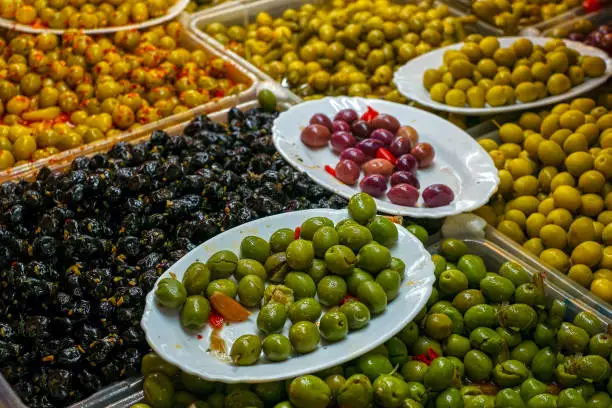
xmin=330 ymin=131 xmax=357 ymax=153
xmin=390 ymin=171 xmax=420 ymax=189
xmin=387 ymin=184 xmax=419 ymax=206
xmin=351 ymin=120 xmax=371 ymax=139
xmin=396 ymin=154 xmax=418 ymax=173
xmin=332 ymin=120 xmax=351 ymax=133
xmin=340 ymin=147 xmax=368 ymax=165
xmin=335 ymin=160 xmax=360 ymax=185
xmin=301 ymin=124 xmax=331 ymax=148
xmin=356 ymin=139 xmax=384 ymax=157
xmin=310 ymin=113 xmax=332 ymax=130
xmin=370 ymin=128 xmax=395 ymax=146
xmin=359 ymin=174 xmax=387 ymax=197
xmin=334 ymin=109 xmax=359 ymax=124
xmin=369 ymin=114 xmax=400 ymax=134
xmin=422 ymin=184 xmax=455 ymax=207
xmin=389 ymin=136 xmax=413 ymax=157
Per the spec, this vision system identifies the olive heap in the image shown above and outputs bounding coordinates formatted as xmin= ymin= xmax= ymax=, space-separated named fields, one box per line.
xmin=472 ymin=0 xmax=581 ymax=34
xmin=424 ymin=37 xmax=607 ymax=109
xmin=475 ymin=95 xmax=612 ymax=303
xmin=132 ymin=238 xmax=612 ymax=408
xmin=0 ymin=22 xmax=249 ymax=170
xmin=203 ymin=0 xmax=475 ymax=103
xmin=301 ymin=108 xmax=454 ymax=207
xmin=154 ymin=193 xmax=404 ymax=364
xmin=0 ymin=0 xmax=175 ymax=29
xmin=0 ymin=104 xmax=348 ymax=407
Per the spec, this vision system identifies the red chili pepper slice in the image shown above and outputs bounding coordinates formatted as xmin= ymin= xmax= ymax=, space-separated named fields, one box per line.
xmin=361 ymin=106 xmax=379 ymax=121
xmin=413 ymin=348 xmax=439 ymax=366
xmin=294 ymin=227 xmax=301 ymax=240
xmin=376 ymin=148 xmax=397 ymax=164
xmin=341 ymin=295 xmax=358 ymax=305
xmin=208 ymin=311 xmax=224 ymax=329
xmin=324 ymin=165 xmax=336 ymax=177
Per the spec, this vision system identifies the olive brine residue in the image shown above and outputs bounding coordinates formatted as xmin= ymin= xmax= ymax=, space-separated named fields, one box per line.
xmin=0 ymin=107 xmax=346 ymax=407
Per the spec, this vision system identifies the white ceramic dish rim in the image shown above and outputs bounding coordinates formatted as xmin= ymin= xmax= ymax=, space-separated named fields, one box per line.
xmin=271 ymin=96 xmax=500 ymax=218
xmin=0 ymin=0 xmax=188 ymax=34
xmin=141 ymin=208 xmax=435 ymax=383
xmin=393 ymin=36 xmax=612 ymax=115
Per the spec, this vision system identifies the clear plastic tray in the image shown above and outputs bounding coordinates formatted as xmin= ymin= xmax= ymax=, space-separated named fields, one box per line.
xmin=65 ymin=234 xmax=610 ymax=407
xmin=0 ymin=16 xmax=259 ymax=184
xmin=475 ymin=128 xmax=612 ymax=317
xmin=429 ymin=236 xmax=611 ymax=325
xmin=443 ymin=0 xmax=585 ymax=36
xmin=188 ymin=0 xmax=501 ymax=132
xmin=539 ymin=5 xmax=612 ymax=37
xmin=0 ymin=98 xmax=294 ymax=407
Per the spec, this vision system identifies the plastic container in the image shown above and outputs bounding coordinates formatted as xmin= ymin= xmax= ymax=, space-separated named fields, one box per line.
xmin=443 ymin=0 xmax=585 ymax=36
xmin=0 ymin=18 xmax=259 ymax=184
xmin=475 ymin=127 xmax=612 ymax=317
xmin=66 ymin=234 xmax=610 ymax=407
xmin=536 ymin=5 xmax=612 ymax=37
xmin=429 ymin=235 xmax=611 ymax=325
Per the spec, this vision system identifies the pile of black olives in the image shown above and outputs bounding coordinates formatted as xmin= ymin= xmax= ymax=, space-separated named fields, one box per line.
xmin=0 ymin=106 xmax=346 ymax=407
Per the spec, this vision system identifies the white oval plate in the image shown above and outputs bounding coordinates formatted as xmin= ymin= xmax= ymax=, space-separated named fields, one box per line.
xmin=141 ymin=208 xmax=435 ymax=383
xmin=394 ymin=37 xmax=612 ymax=116
xmin=272 ymin=97 xmax=499 ymax=218
xmin=0 ymin=0 xmax=188 ymax=35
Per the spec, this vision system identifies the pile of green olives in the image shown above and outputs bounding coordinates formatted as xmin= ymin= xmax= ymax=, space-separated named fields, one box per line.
xmin=475 ymin=95 xmax=612 ymax=303
xmin=0 ymin=22 xmax=249 ymax=170
xmin=472 ymin=0 xmax=581 ymax=34
xmin=424 ymin=37 xmax=607 ymax=109
xmin=136 ymin=237 xmax=612 ymax=408
xmin=0 ymin=0 xmax=176 ymax=29
xmin=155 ymin=192 xmax=404 ymax=365
xmin=202 ymin=0 xmax=476 ymax=103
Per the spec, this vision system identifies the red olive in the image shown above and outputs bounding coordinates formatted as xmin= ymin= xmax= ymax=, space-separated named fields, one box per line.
xmin=334 ymin=109 xmax=358 ymax=124
xmin=301 ymin=124 xmax=331 ymax=148
xmin=359 ymin=174 xmax=387 ymax=197
xmin=369 ymin=114 xmax=400 ymax=134
xmin=335 ymin=159 xmax=360 ymax=185
xmin=387 ymin=183 xmax=419 ymax=206
xmin=389 ymin=136 xmax=413 ymax=157
xmin=370 ymin=128 xmax=394 ymax=146
xmin=332 ymin=120 xmax=351 ymax=133
xmin=363 ymin=158 xmax=394 ymax=177
xmin=310 ymin=113 xmax=332 ymax=130
xmin=396 ymin=126 xmax=419 ymax=147
xmin=411 ymin=142 xmax=435 ymax=168
xmin=395 ymin=154 xmax=418 ymax=173
xmin=356 ymin=139 xmax=384 ymax=157
xmin=330 ymin=131 xmax=356 ymax=153
xmin=423 ymin=184 xmax=454 ymax=207
xmin=340 ymin=147 xmax=368 ymax=165
xmin=390 ymin=171 xmax=419 ymax=189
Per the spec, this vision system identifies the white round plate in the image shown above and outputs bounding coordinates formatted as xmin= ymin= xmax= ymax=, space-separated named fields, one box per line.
xmin=141 ymin=208 xmax=435 ymax=383
xmin=0 ymin=0 xmax=188 ymax=34
xmin=394 ymin=37 xmax=612 ymax=116
xmin=272 ymin=97 xmax=499 ymax=218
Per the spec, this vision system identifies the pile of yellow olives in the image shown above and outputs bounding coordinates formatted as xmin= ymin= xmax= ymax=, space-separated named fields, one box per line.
xmin=424 ymin=38 xmax=607 ymax=109
xmin=0 ymin=22 xmax=249 ymax=170
xmin=474 ymin=95 xmax=612 ymax=303
xmin=472 ymin=0 xmax=581 ymax=34
xmin=203 ymin=0 xmax=477 ymax=103
xmin=0 ymin=0 xmax=176 ymax=29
